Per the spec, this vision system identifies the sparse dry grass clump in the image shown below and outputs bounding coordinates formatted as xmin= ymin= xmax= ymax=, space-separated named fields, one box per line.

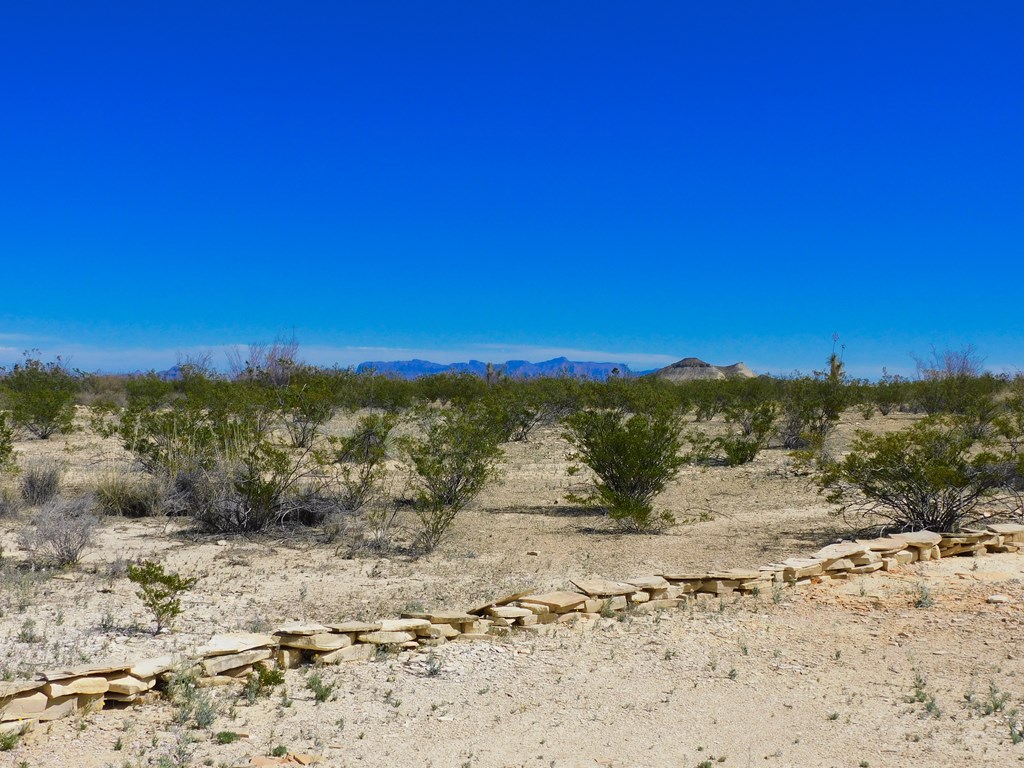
xmin=20 ymin=459 xmax=64 ymax=506
xmin=94 ymin=472 xmax=166 ymax=518
xmin=18 ymin=495 xmax=99 ymax=567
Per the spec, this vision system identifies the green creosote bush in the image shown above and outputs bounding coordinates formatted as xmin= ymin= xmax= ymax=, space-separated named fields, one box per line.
xmin=402 ymin=405 xmax=503 ymax=552
xmin=812 ymin=417 xmax=1007 ymax=531
xmin=127 ymin=559 xmax=199 ymax=633
xmin=0 ymin=352 xmax=78 ymax=440
xmin=563 ymin=403 xmax=686 ymax=533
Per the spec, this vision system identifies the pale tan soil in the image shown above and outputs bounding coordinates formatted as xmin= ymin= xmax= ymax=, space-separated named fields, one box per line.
xmin=4 ymin=408 xmax=1023 ymax=766
xmin=0 ymin=410 xmax=920 ymax=679
xmin=4 ymin=553 xmax=1024 ymax=768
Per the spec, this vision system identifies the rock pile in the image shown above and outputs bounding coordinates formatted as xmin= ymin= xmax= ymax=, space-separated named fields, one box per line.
xmin=3 ymin=523 xmax=1022 ymax=740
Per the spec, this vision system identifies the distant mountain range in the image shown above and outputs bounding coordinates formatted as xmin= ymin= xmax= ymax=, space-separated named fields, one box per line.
xmin=151 ymin=355 xmax=757 ymax=382
xmin=355 ymin=356 xmax=633 ymax=381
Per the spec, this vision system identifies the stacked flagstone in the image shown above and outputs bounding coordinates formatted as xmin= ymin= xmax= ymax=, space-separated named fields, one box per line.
xmin=2 ymin=522 xmax=1022 ymax=739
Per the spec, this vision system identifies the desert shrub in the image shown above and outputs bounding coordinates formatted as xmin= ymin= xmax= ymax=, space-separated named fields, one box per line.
xmin=0 ymin=413 xmax=14 ymax=470
xmin=20 ymin=460 xmax=64 ymax=506
xmin=280 ymin=375 xmax=336 ymax=449
xmin=127 ymin=559 xmax=198 ymax=633
xmin=242 ymin=665 xmax=285 ymax=704
xmin=0 ymin=485 xmax=22 ymax=516
xmin=872 ymin=371 xmax=908 ymax=416
xmin=563 ymin=405 xmax=686 ymax=532
xmin=94 ymin=473 xmax=166 ymax=517
xmin=715 ymin=399 xmax=778 ymax=465
xmin=19 ymin=495 xmax=99 ymax=566
xmin=0 ymin=353 xmax=78 ymax=439
xmin=777 ymin=376 xmax=847 ymax=449
xmin=402 ymin=405 xmax=503 ymax=552
xmin=814 ymin=418 xmax=1006 ymax=531
xmin=319 ymin=412 xmax=398 ymax=546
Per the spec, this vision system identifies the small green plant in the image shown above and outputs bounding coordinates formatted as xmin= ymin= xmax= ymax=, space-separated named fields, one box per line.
xmin=215 ymin=731 xmax=241 ymax=744
xmin=127 ymin=560 xmax=198 ymax=633
xmin=914 ymin=584 xmax=933 ymax=609
xmin=242 ymin=665 xmax=285 ymax=704
xmin=271 ymin=745 xmax=289 ymax=757
xmin=0 ymin=730 xmax=20 ymax=751
xmin=17 ymin=618 xmax=42 ymax=643
xmin=306 ymin=673 xmax=334 ymax=704
xmin=827 ymin=711 xmax=839 ymax=721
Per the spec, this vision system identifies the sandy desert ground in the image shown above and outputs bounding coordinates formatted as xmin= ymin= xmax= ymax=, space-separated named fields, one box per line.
xmin=1 ymin=409 xmax=1023 ymax=767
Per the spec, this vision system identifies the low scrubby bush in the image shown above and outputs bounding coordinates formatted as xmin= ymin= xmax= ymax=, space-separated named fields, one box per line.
xmin=402 ymin=405 xmax=503 ymax=552
xmin=563 ymin=405 xmax=686 ymax=532
xmin=20 ymin=495 xmax=98 ymax=566
xmin=20 ymin=460 xmax=63 ymax=506
xmin=127 ymin=559 xmax=198 ymax=633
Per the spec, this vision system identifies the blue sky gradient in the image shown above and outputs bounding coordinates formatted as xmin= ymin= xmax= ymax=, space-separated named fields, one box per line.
xmin=2 ymin=2 xmax=1022 ymax=376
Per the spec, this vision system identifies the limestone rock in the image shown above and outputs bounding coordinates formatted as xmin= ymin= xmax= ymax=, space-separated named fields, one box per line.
xmin=44 ymin=676 xmax=110 ymax=698
xmin=518 ymin=592 xmax=587 ymax=613
xmin=278 ymin=633 xmax=353 ymax=652
xmin=569 ymin=577 xmax=636 ymax=597
xmin=357 ymin=631 xmax=416 ymax=645
xmin=202 ymin=649 xmax=272 ymax=677
xmin=315 ymin=644 xmax=377 ymax=664
xmin=327 ymin=621 xmax=382 ymax=634
xmin=198 ymin=633 xmax=276 ymax=657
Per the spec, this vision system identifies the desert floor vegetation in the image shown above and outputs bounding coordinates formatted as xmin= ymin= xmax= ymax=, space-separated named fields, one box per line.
xmin=1 ymin=361 xmax=1023 ymax=766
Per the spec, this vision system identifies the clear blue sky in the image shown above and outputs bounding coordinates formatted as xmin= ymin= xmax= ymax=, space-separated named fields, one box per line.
xmin=1 ymin=2 xmax=1021 ymax=376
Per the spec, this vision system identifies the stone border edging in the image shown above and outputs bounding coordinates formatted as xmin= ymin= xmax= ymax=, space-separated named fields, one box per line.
xmin=3 ymin=523 xmax=1023 ymax=740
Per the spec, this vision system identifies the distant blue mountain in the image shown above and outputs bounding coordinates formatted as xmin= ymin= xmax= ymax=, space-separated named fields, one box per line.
xmin=356 ymin=356 xmax=632 ymax=381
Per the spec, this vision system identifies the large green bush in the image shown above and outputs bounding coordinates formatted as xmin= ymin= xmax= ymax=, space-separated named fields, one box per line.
xmin=814 ymin=418 xmax=1006 ymax=531
xmin=563 ymin=405 xmax=686 ymax=532
xmin=0 ymin=355 xmax=78 ymax=439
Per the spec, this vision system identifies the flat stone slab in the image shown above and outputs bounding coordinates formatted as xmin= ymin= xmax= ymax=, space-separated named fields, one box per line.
xmin=626 ymin=576 xmax=671 ymax=590
xmin=315 ymin=644 xmax=376 ymax=664
xmin=988 ymin=523 xmax=1024 ymax=535
xmin=202 ymin=648 xmax=273 ymax=677
xmin=854 ymin=537 xmax=908 ymax=552
xmin=569 ymin=577 xmax=636 ymax=597
xmin=402 ymin=611 xmax=477 ymax=625
xmin=129 ymin=655 xmax=174 ymax=679
xmin=659 ymin=573 xmax=708 ymax=581
xmin=278 ymin=633 xmax=353 ymax=652
xmin=469 ymin=589 xmax=537 ymax=615
xmin=198 ymin=633 xmax=276 ymax=657
xmin=44 ymin=677 xmax=110 ymax=697
xmin=0 ymin=680 xmax=45 ymax=698
xmin=518 ymin=592 xmax=588 ymax=612
xmin=41 ymin=663 xmax=131 ymax=681
xmin=357 ymin=631 xmax=417 ymax=645
xmin=890 ymin=531 xmax=943 ymax=547
xmin=274 ymin=622 xmax=332 ymax=636
xmin=379 ymin=619 xmax=431 ymax=632
xmin=327 ymin=621 xmax=382 ymax=634
xmin=486 ymin=606 xmax=534 ymax=619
